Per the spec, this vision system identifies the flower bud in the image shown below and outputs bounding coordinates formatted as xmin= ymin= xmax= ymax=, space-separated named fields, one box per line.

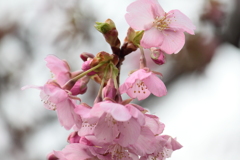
xmin=70 ymin=76 xmax=90 ymax=95
xmin=95 ymin=19 xmax=115 ymax=34
xmin=150 ymin=47 xmax=165 ymax=65
xmin=80 ymin=52 xmax=94 ymax=61
xmin=125 ymin=27 xmax=144 ymax=46
xmin=47 ymin=152 xmax=58 ymax=160
xmin=122 ymin=28 xmax=143 ymax=55
xmin=81 ymin=60 xmax=97 ymax=76
xmin=95 ymin=19 xmax=120 ymax=48
xmin=102 ymin=79 xmax=117 ymax=100
xmin=67 ymin=131 xmax=81 ymax=143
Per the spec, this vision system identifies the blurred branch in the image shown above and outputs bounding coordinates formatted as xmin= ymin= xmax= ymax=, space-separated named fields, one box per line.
xmin=222 ymin=0 xmax=240 ymax=47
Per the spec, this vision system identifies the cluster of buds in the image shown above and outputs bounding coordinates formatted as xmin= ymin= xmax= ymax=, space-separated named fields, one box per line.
xmin=23 ymin=0 xmax=195 ymax=159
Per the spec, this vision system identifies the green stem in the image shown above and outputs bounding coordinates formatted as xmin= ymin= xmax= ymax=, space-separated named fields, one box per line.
xmin=72 ymin=61 xmax=107 ymax=82
xmin=94 ymin=64 xmax=109 ymax=103
xmin=112 ymin=71 xmax=119 ymax=90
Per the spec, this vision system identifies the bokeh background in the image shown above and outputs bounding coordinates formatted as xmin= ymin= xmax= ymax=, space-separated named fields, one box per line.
xmin=0 ymin=0 xmax=240 ymax=159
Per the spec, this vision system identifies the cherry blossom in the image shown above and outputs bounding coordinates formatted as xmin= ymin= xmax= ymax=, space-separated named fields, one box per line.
xmin=120 ymin=68 xmax=167 ymax=100
xmin=22 ymin=81 xmax=82 ymax=130
xmin=75 ymin=101 xmax=145 ymax=146
xmin=22 ymin=1 xmax=186 ymax=159
xmin=139 ymin=135 xmax=182 ymax=160
xmin=125 ymin=0 xmax=196 ymax=54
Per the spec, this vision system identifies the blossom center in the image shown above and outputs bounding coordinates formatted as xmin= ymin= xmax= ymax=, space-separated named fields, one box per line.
xmin=82 ymin=121 xmax=96 ymax=130
xmin=109 ymin=144 xmax=129 ymax=160
xmin=132 ymin=80 xmax=148 ymax=94
xmin=105 ymin=114 xmax=117 ymax=126
xmin=41 ymin=94 xmax=56 ymax=110
xmin=153 ymin=14 xmax=171 ymax=31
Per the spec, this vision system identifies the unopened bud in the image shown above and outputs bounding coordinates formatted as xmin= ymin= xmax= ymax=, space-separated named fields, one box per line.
xmin=102 ymin=79 xmax=117 ymax=99
xmin=67 ymin=131 xmax=81 ymax=143
xmin=80 ymin=52 xmax=94 ymax=61
xmin=95 ymin=19 xmax=115 ymax=34
xmin=95 ymin=19 xmax=120 ymax=48
xmin=80 ymin=137 xmax=94 ymax=146
xmin=70 ymin=76 xmax=90 ymax=95
xmin=81 ymin=60 xmax=97 ymax=76
xmin=150 ymin=47 xmax=165 ymax=65
xmin=125 ymin=27 xmax=144 ymax=46
xmin=47 ymin=152 xmax=58 ymax=160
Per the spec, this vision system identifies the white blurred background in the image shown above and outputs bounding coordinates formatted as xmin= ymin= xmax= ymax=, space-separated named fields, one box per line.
xmin=0 ymin=0 xmax=240 ymax=160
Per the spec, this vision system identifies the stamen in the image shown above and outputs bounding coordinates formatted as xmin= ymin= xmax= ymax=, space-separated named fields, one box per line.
xmin=153 ymin=13 xmax=171 ymax=31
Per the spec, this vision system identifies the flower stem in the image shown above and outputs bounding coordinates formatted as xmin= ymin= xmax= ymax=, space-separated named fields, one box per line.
xmin=72 ymin=61 xmax=107 ymax=82
xmin=63 ymin=61 xmax=108 ymax=91
xmin=139 ymin=45 xmax=147 ymax=68
xmin=94 ymin=64 xmax=109 ymax=103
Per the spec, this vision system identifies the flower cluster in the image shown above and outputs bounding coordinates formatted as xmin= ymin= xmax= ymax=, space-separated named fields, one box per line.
xmin=23 ymin=0 xmax=195 ymax=159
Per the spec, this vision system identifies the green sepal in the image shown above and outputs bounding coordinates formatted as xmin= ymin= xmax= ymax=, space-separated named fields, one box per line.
xmin=94 ymin=19 xmax=116 ymax=34
xmin=133 ymin=30 xmax=144 ymax=46
xmin=94 ymin=22 xmax=111 ymax=34
xmin=110 ymin=62 xmax=119 ymax=78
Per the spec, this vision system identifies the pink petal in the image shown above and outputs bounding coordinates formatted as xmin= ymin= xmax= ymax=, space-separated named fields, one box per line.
xmin=143 ymin=73 xmax=167 ymax=97
xmin=140 ymin=28 xmax=164 ymax=48
xmin=99 ymin=102 xmax=131 ymax=121
xmin=117 ymin=118 xmax=141 ymax=147
xmin=52 ymin=151 xmax=67 ymax=160
xmin=94 ymin=114 xmax=119 ymax=142
xmin=145 ymin=114 xmax=165 ymax=135
xmin=126 ymin=80 xmax=151 ymax=100
xmin=132 ymin=127 xmax=157 ymax=156
xmin=119 ymin=82 xmax=129 ymax=94
xmin=147 ymin=0 xmax=165 ymax=17
xmin=74 ymin=104 xmax=91 ymax=119
xmin=45 ymin=55 xmax=70 ymax=75
xmin=159 ymin=30 xmax=185 ymax=54
xmin=125 ymin=0 xmax=154 ymax=30
xmin=126 ymin=104 xmax=145 ymax=126
xmin=56 ymin=100 xmax=76 ymax=130
xmin=56 ymin=72 xmax=71 ymax=87
xmin=42 ymin=84 xmax=68 ymax=104
xmin=61 ymin=144 xmax=94 ymax=160
xmin=167 ymin=10 xmax=196 ymax=35
xmin=161 ymin=135 xmax=183 ymax=150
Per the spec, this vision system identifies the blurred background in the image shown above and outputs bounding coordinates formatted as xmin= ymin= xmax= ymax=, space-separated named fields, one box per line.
xmin=0 ymin=0 xmax=240 ymax=159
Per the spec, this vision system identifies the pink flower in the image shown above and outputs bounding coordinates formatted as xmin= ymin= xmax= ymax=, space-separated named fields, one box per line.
xmin=52 ymin=143 xmax=99 ymax=160
xmin=144 ymin=114 xmax=165 ymax=135
xmin=22 ymin=81 xmax=82 ymax=130
xmin=120 ymin=68 xmax=167 ymax=100
xmin=139 ymin=135 xmax=182 ymax=160
xmin=45 ymin=55 xmax=90 ymax=95
xmin=125 ymin=0 xmax=196 ymax=54
xmin=75 ymin=101 xmax=145 ymax=147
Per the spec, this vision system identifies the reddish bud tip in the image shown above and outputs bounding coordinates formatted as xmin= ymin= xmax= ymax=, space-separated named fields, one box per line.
xmin=47 ymin=152 xmax=58 ymax=160
xmin=67 ymin=131 xmax=81 ymax=143
xmin=150 ymin=47 xmax=165 ymax=65
xmin=80 ymin=52 xmax=94 ymax=61
xmin=102 ymin=79 xmax=117 ymax=99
